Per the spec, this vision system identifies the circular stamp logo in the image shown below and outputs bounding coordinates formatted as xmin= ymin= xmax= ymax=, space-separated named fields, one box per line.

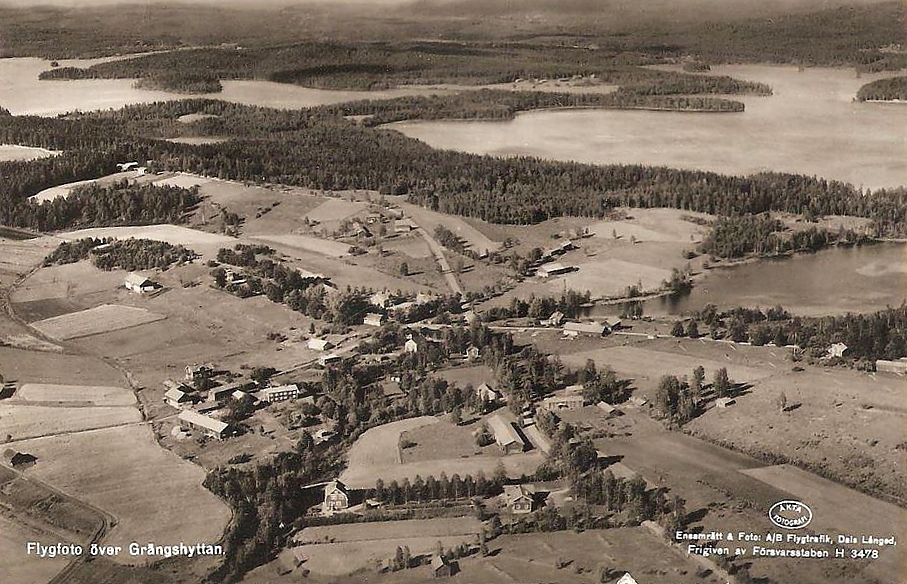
xmin=768 ymin=500 xmax=813 ymax=530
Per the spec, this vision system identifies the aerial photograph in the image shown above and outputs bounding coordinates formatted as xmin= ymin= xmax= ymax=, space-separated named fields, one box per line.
xmin=0 ymin=0 xmax=904 ymax=583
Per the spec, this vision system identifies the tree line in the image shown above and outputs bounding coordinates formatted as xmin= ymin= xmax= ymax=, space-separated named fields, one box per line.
xmin=678 ymin=304 xmax=907 ymax=363
xmin=856 ymin=76 xmax=907 ymax=102
xmin=44 ymin=237 xmax=197 ymax=271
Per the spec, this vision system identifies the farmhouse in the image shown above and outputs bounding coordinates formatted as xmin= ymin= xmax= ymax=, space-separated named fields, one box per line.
xmin=322 ymin=480 xmax=350 ymax=516
xmin=363 ymin=313 xmax=385 ymax=327
xmin=178 ymin=410 xmax=230 ymax=440
xmin=431 ymin=555 xmax=454 ymax=578
xmin=826 ymin=343 xmax=849 ymax=358
xmin=262 ymin=384 xmax=300 ymax=403
xmin=476 ymin=383 xmax=500 ymax=404
xmin=563 ymin=321 xmax=607 ymax=337
xmin=502 ymin=484 xmax=537 ymax=514
xmin=164 ymin=387 xmax=191 ymax=409
xmin=487 ymin=414 xmax=530 ymax=454
xmin=537 ymin=262 xmax=575 ymax=278
xmin=404 ymin=339 xmax=420 ymax=353
xmin=876 ymin=358 xmax=907 ymax=374
xmin=4 ymin=449 xmax=37 ymax=468
xmin=124 ymin=273 xmax=159 ymax=293
xmin=308 ymin=338 xmax=334 ymax=351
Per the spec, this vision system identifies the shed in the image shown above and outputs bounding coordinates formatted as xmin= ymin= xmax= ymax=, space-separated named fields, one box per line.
xmin=124 ymin=273 xmax=159 ymax=293
xmin=307 ymin=338 xmax=334 ymax=352
xmin=876 ymin=358 xmax=907 ymax=374
xmin=363 ymin=313 xmax=385 ymax=327
xmin=431 ymin=555 xmax=455 ymax=578
xmin=164 ymin=387 xmax=191 ymax=409
xmin=563 ymin=321 xmax=606 ymax=337
xmin=537 ymin=263 xmax=575 ymax=278
xmin=596 ymin=401 xmax=621 ymax=417
xmin=487 ymin=414 xmax=529 ymax=454
xmin=178 ymin=410 xmax=229 ymax=439
xmin=544 ymin=311 xmax=565 ymax=326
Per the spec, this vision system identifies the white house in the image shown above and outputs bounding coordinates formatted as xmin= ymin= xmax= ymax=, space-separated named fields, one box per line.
xmin=826 ymin=343 xmax=849 ymax=358
xmin=616 ymin=573 xmax=639 ymax=584
xmin=404 ymin=339 xmax=419 ymax=353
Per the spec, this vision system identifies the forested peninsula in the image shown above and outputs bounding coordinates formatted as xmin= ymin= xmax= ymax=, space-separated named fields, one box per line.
xmin=0 ymin=99 xmax=904 ymax=240
xmin=856 ymin=76 xmax=907 ymax=101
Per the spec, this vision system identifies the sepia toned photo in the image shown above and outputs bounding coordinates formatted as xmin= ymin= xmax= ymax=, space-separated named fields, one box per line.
xmin=0 ymin=0 xmax=904 ymax=583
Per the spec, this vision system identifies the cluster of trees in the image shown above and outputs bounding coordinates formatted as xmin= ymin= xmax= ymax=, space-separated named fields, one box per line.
xmin=433 ymin=224 xmax=468 ymax=255
xmin=371 ymin=471 xmax=503 ymax=504
xmin=203 ymin=440 xmax=341 ymax=583
xmin=686 ymin=304 xmax=907 ymax=363
xmin=494 ymin=345 xmax=564 ymax=412
xmin=483 ymin=291 xmax=592 ymax=322
xmin=699 ymin=214 xmax=871 ymax=259
xmin=856 ymin=76 xmax=907 ymax=102
xmin=0 ymin=179 xmax=199 ymax=233
xmin=44 ymin=237 xmax=196 ymax=271
xmin=575 ymin=359 xmax=633 ymax=405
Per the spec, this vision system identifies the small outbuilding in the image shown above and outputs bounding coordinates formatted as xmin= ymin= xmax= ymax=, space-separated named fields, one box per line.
xmin=124 ymin=273 xmax=159 ymax=293
xmin=431 ymin=555 xmax=455 ymax=578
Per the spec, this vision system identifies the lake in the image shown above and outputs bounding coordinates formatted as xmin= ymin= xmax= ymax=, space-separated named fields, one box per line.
xmin=0 ymin=57 xmax=462 ymax=116
xmin=393 ymin=65 xmax=907 ymax=191
xmin=645 ymin=243 xmax=907 ymax=317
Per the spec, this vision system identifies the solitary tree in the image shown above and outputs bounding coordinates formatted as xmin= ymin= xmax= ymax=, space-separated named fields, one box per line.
xmin=671 ymin=321 xmax=685 ymax=337
xmin=713 ymin=367 xmax=731 ymax=397
xmin=777 ymin=391 xmax=788 ymax=412
xmin=399 ymin=262 xmax=409 ymax=277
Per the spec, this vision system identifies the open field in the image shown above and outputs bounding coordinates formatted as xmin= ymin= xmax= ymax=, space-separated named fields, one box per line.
xmin=0 ymin=331 xmax=63 ymax=352
xmin=343 ymin=416 xmax=438 ymax=473
xmin=381 ymin=236 xmax=432 ymax=259
xmin=29 ymin=171 xmax=139 ymax=203
xmin=56 ymin=224 xmax=235 ymax=249
xmin=0 ymin=515 xmax=71 ymax=584
xmin=0 ymin=347 xmax=126 ymax=386
xmin=16 ymin=383 xmax=136 ymax=406
xmin=599 ymin=413 xmax=899 ymax=584
xmin=741 ymin=464 xmax=907 ymax=583
xmin=16 ymin=424 xmax=231 ymax=562
xmin=400 ymin=419 xmax=487 ymax=463
xmin=304 ymin=198 xmax=368 ymax=223
xmin=295 ymin=534 xmax=477 ymax=576
xmin=547 ymin=258 xmax=672 ymax=298
xmin=436 ymin=365 xmax=494 ymax=388
xmin=249 ymin=234 xmax=351 ymax=258
xmin=151 ymin=173 xmax=214 ymax=189
xmin=11 ymin=261 xmax=126 ymax=303
xmin=341 ymin=415 xmax=543 ymax=488
xmin=165 ymin=136 xmax=231 ymax=145
xmin=562 ymin=345 xmax=775 ymax=387
xmin=297 ymin=517 xmax=482 ymax=545
xmin=30 ymin=304 xmax=166 ymax=340
xmin=0 ymin=404 xmax=141 ymax=440
xmin=689 ymin=366 xmax=907 ymax=500
xmin=0 ymin=144 xmax=58 ymax=162
xmin=0 ymin=236 xmax=61 ymax=275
